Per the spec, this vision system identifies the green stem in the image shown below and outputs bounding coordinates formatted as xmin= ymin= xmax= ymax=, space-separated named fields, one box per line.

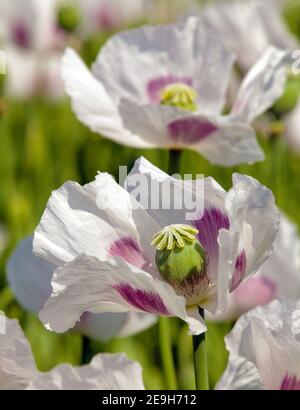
xmin=157 ymin=148 xmax=183 ymax=390
xmin=159 ymin=317 xmax=178 ymax=389
xmin=168 ymin=149 xmax=182 ymax=175
xmin=193 ymin=308 xmax=209 ymax=390
xmin=81 ymin=335 xmax=92 ymax=365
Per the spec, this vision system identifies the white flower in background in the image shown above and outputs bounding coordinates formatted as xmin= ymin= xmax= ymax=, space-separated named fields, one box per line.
xmin=284 ymin=101 xmax=300 ymax=151
xmin=62 ymin=16 xmax=290 ymax=166
xmin=201 ymin=0 xmax=297 ymax=71
xmin=33 ymin=157 xmax=279 ymax=335
xmin=0 ymin=315 xmax=144 ymax=390
xmin=0 ymin=0 xmax=60 ymax=50
xmin=6 ymin=236 xmax=156 ymax=342
xmin=217 ymin=298 xmax=300 ymax=390
xmin=201 ymin=0 xmax=300 ymax=151
xmin=0 ymin=0 xmax=64 ymax=98
xmin=210 ymin=214 xmax=300 ymax=321
xmin=59 ymin=0 xmax=148 ymax=36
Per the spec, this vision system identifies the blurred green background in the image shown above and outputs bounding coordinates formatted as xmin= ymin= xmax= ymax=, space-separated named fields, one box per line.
xmin=1 ymin=0 xmax=300 ymax=390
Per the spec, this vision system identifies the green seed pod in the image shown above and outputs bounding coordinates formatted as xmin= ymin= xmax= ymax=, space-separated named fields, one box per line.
xmin=57 ymin=5 xmax=81 ymax=33
xmin=151 ymin=224 xmax=207 ymax=284
xmin=155 ymin=238 xmax=207 ymax=283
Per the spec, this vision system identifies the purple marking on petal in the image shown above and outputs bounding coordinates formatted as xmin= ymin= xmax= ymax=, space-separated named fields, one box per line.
xmin=12 ymin=21 xmax=30 ymax=48
xmin=280 ymin=374 xmax=300 ymax=390
xmin=113 ymin=283 xmax=170 ymax=315
xmin=230 ymin=250 xmax=247 ymax=291
xmin=168 ymin=118 xmax=218 ymax=144
xmin=147 ymin=75 xmax=192 ymax=104
xmin=193 ymin=207 xmax=230 ymax=277
xmin=108 ymin=237 xmax=146 ymax=269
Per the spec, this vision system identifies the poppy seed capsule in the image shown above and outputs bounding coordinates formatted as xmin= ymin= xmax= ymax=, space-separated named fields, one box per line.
xmin=58 ymin=5 xmax=81 ymax=32
xmin=151 ymin=224 xmax=207 ymax=284
xmin=159 ymin=83 xmax=198 ymax=112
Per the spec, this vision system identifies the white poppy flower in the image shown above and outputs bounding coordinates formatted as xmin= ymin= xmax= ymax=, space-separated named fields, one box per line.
xmin=0 ymin=0 xmax=61 ymax=50
xmin=201 ymin=0 xmax=300 ymax=151
xmin=0 ymin=0 xmax=64 ymax=98
xmin=33 ymin=156 xmax=279 ymax=336
xmin=210 ymin=214 xmax=300 ymax=321
xmin=4 ymin=47 xmax=64 ymax=99
xmin=201 ymin=0 xmax=297 ymax=72
xmin=69 ymin=0 xmax=149 ymax=35
xmin=61 ymin=16 xmax=290 ymax=166
xmin=0 ymin=315 xmax=144 ymax=390
xmin=217 ymin=298 xmax=300 ymax=390
xmin=6 ymin=236 xmax=156 ymax=342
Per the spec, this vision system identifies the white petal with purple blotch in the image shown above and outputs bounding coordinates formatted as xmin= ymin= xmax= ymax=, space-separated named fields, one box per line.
xmin=120 ymin=99 xmax=263 ymax=166
xmin=225 ymin=173 xmax=279 ymax=290
xmin=40 ymin=254 xmax=206 ymax=335
xmin=7 ymin=235 xmax=155 ymax=342
xmin=33 ymin=172 xmax=145 ymax=267
xmin=224 ymin=299 xmax=300 ymax=390
xmin=93 ymin=16 xmax=235 ymax=114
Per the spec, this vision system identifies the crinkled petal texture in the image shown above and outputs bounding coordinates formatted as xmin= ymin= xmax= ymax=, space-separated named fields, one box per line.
xmin=220 ymin=298 xmax=300 ymax=390
xmin=224 ymin=173 xmax=279 ymax=293
xmin=258 ymin=214 xmax=300 ymax=300
xmin=216 ymin=356 xmax=263 ymax=390
xmin=201 ymin=0 xmax=297 ymax=71
xmin=0 ymin=318 xmax=36 ymax=389
xmin=210 ymin=213 xmax=300 ymax=321
xmin=8 ymin=236 xmax=156 ymax=341
xmin=27 ymin=353 xmax=144 ymax=390
xmin=34 ymin=157 xmax=278 ymax=334
xmin=231 ymin=46 xmax=289 ymax=123
xmin=0 ymin=316 xmax=144 ymax=390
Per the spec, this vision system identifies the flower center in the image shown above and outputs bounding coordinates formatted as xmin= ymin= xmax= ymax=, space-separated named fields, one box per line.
xmin=151 ymin=224 xmax=212 ymax=306
xmin=151 ymin=224 xmax=199 ymax=250
xmin=159 ymin=83 xmax=198 ymax=112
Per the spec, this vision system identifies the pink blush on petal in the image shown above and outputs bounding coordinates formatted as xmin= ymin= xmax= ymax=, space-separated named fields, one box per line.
xmin=108 ymin=236 xmax=146 ymax=269
xmin=232 ymin=275 xmax=277 ymax=313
